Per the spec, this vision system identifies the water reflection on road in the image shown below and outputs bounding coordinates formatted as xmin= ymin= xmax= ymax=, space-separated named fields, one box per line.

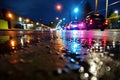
xmin=0 ymin=30 xmax=120 ymax=80
xmin=58 ymin=30 xmax=120 ymax=80
xmin=0 ymin=34 xmax=39 ymax=54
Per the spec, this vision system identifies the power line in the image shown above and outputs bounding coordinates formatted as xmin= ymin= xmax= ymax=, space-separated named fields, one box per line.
xmin=108 ymin=0 xmax=120 ymax=6
xmin=87 ymin=0 xmax=120 ymax=14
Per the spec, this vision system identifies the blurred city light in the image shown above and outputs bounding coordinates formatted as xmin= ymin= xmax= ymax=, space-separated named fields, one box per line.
xmin=31 ymin=21 xmax=33 ymax=23
xmin=41 ymin=24 xmax=44 ymax=26
xmin=91 ymin=76 xmax=98 ymax=80
xmin=73 ymin=7 xmax=79 ymax=20
xmin=84 ymin=73 xmax=89 ymax=78
xmin=74 ymin=7 xmax=79 ymax=13
xmin=50 ymin=21 xmax=54 ymax=24
xmin=56 ymin=4 xmax=62 ymax=11
xmin=10 ymin=39 xmax=16 ymax=49
xmin=8 ymin=13 xmax=12 ymax=18
xmin=63 ymin=18 xmax=66 ymax=21
xmin=114 ymin=10 xmax=118 ymax=14
xmin=7 ymin=12 xmax=13 ymax=19
xmin=56 ymin=17 xmax=59 ymax=20
xmin=55 ymin=4 xmax=63 ymax=20
xmin=59 ymin=19 xmax=62 ymax=22
xmin=36 ymin=22 xmax=40 ymax=25
xmin=26 ymin=18 xmax=30 ymax=23
xmin=11 ymin=40 xmax=15 ymax=47
xmin=19 ymin=17 xmax=22 ymax=22
xmin=79 ymin=66 xmax=84 ymax=72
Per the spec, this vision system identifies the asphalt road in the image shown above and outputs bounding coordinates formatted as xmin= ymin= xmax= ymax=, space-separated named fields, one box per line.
xmin=0 ymin=29 xmax=120 ymax=80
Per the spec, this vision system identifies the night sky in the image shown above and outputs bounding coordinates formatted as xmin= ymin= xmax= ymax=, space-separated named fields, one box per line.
xmin=0 ymin=0 xmax=120 ymax=24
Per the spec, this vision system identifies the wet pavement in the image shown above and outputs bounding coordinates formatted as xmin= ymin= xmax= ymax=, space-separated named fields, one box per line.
xmin=0 ymin=30 xmax=120 ymax=80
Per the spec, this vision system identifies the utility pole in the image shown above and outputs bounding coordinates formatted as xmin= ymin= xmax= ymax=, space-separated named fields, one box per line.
xmin=69 ymin=9 xmax=71 ymax=22
xmin=95 ymin=0 xmax=98 ymax=14
xmin=106 ymin=0 xmax=108 ymax=19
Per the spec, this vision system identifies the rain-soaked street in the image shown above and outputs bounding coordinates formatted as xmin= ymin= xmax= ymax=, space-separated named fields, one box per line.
xmin=0 ymin=30 xmax=120 ymax=80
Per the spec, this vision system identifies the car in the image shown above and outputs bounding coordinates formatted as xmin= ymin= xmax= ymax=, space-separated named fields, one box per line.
xmin=66 ymin=21 xmax=85 ymax=30
xmin=85 ymin=14 xmax=108 ymax=31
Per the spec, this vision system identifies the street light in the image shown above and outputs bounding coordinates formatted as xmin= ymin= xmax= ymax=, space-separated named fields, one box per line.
xmin=114 ymin=10 xmax=119 ymax=18
xmin=8 ymin=13 xmax=12 ymax=18
xmin=114 ymin=10 xmax=118 ymax=14
xmin=7 ymin=12 xmax=13 ymax=19
xmin=56 ymin=4 xmax=62 ymax=19
xmin=50 ymin=21 xmax=54 ymax=24
xmin=25 ymin=18 xmax=30 ymax=23
xmin=56 ymin=17 xmax=59 ymax=20
xmin=63 ymin=18 xmax=66 ymax=21
xmin=36 ymin=22 xmax=40 ymax=25
xmin=74 ymin=7 xmax=79 ymax=20
xmin=106 ymin=0 xmax=108 ymax=19
xmin=74 ymin=7 xmax=79 ymax=13
xmin=56 ymin=4 xmax=62 ymax=11
xmin=19 ymin=17 xmax=22 ymax=22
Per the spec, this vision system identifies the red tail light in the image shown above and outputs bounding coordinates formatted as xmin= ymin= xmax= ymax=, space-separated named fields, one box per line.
xmin=104 ymin=19 xmax=108 ymax=25
xmin=90 ymin=19 xmax=93 ymax=25
xmin=66 ymin=24 xmax=69 ymax=29
xmin=79 ymin=22 xmax=84 ymax=27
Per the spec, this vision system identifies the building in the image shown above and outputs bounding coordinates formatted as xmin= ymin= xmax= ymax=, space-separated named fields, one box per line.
xmin=0 ymin=8 xmax=35 ymax=30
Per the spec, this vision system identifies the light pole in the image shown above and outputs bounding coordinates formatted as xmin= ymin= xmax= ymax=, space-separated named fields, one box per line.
xmin=95 ymin=0 xmax=98 ymax=13
xmin=106 ymin=0 xmax=108 ymax=19
xmin=69 ymin=9 xmax=71 ymax=22
xmin=56 ymin=4 xmax=62 ymax=19
xmin=74 ymin=7 xmax=79 ymax=20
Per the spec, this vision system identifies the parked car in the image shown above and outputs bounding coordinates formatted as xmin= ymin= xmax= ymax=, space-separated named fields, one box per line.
xmin=85 ymin=14 xmax=108 ymax=31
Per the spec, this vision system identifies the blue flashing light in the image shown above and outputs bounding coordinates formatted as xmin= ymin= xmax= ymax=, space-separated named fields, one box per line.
xmin=72 ymin=24 xmax=77 ymax=28
xmin=63 ymin=18 xmax=66 ymax=21
xmin=74 ymin=8 xmax=79 ymax=13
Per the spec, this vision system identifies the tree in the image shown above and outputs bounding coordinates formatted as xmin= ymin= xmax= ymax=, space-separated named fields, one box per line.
xmin=108 ymin=12 xmax=120 ymax=28
xmin=107 ymin=9 xmax=114 ymax=18
xmin=83 ymin=0 xmax=93 ymax=18
xmin=14 ymin=24 xmax=23 ymax=29
xmin=49 ymin=21 xmax=56 ymax=28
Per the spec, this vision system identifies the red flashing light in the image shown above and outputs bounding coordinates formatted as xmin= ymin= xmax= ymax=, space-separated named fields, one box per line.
xmin=66 ymin=24 xmax=69 ymax=29
xmin=90 ymin=19 xmax=93 ymax=25
xmin=104 ymin=19 xmax=108 ymax=25
xmin=79 ymin=22 xmax=84 ymax=27
xmin=81 ymin=22 xmax=84 ymax=26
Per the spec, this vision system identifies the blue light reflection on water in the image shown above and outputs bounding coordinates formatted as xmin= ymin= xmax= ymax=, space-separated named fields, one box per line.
xmin=61 ymin=30 xmax=85 ymax=54
xmin=60 ymin=30 xmax=120 ymax=80
xmin=60 ymin=30 xmax=109 ymax=54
